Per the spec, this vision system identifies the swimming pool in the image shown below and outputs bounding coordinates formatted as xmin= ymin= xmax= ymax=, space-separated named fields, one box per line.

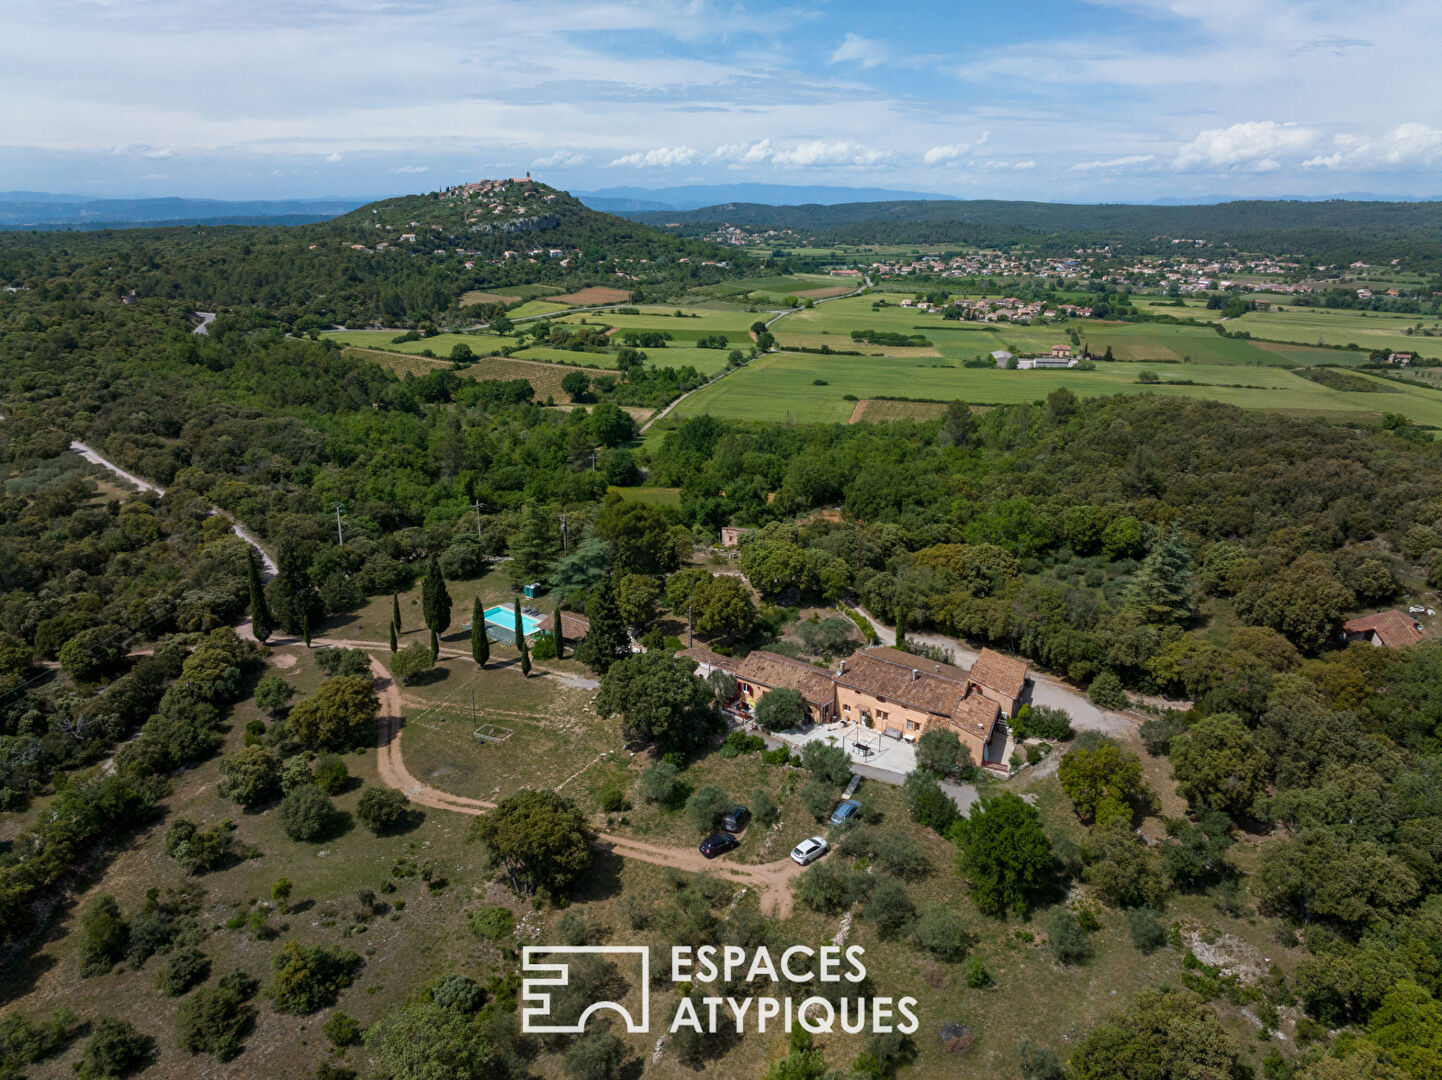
xmin=482 ymin=603 xmax=543 ymax=642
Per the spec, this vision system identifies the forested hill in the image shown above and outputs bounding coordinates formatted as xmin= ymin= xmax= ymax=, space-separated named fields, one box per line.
xmin=0 ymin=179 xmax=750 ymax=329
xmin=630 ymin=197 xmax=1442 ymax=266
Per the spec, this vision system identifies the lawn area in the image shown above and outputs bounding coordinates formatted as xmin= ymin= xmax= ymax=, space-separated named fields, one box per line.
xmin=324 ymin=330 xmax=507 ymax=356
xmin=607 ymin=484 xmax=682 ymax=506
xmin=1237 ymin=306 xmax=1442 ymax=355
xmin=509 ymin=299 xmax=573 ymax=319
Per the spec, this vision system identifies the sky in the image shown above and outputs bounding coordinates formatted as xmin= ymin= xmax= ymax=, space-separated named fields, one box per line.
xmin=4 ymin=0 xmax=1442 ymax=204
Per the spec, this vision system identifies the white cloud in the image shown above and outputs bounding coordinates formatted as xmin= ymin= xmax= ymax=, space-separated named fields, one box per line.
xmin=531 ymin=149 xmax=587 ymax=168
xmin=830 ymin=33 xmax=888 ymax=68
xmin=713 ymin=139 xmax=775 ymax=165
xmin=607 ymin=145 xmax=697 ymax=167
xmin=769 ymin=140 xmax=889 ymax=167
xmin=1303 ymin=122 xmax=1442 ymax=168
xmin=388 ymin=164 xmax=429 ymax=174
xmin=975 ymin=159 xmax=1036 ymax=171
xmin=923 ymin=143 xmax=969 ymax=165
xmin=324 ymin=152 xmax=343 ymax=163
xmin=1173 ymin=120 xmax=1318 ymax=171
xmin=1070 ymin=153 xmax=1155 ymax=171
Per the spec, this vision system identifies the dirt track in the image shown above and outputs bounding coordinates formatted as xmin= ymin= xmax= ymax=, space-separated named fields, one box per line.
xmin=361 ymin=650 xmax=802 ymax=917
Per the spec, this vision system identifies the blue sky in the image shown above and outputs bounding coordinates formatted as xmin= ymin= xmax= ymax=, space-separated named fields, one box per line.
xmin=4 ymin=0 xmax=1442 ymax=202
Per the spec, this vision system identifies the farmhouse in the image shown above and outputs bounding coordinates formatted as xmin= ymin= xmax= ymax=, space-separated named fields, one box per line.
xmin=1388 ymin=352 xmax=1414 ymax=366
xmin=681 ymin=643 xmax=1028 ymax=773
xmin=721 ymin=526 xmax=749 ymax=547
xmin=1342 ymin=610 xmax=1427 ymax=649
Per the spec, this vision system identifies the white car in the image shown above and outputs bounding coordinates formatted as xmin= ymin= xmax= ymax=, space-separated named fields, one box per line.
xmin=791 ymin=836 xmax=829 ymax=866
xmin=1410 ymin=606 xmax=1428 ymax=615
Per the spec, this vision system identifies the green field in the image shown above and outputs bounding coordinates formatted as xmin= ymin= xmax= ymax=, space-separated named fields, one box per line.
xmin=323 ymin=329 xmax=508 ymax=356
xmin=508 ymin=298 xmax=573 ymax=319
xmin=1235 ymin=306 xmax=1442 ymax=354
xmin=666 ymin=349 xmax=1442 ymax=429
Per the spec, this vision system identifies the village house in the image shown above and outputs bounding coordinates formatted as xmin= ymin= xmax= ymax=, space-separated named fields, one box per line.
xmin=720 ymin=526 xmax=749 ymax=547
xmin=1342 ymin=610 xmax=1427 ymax=649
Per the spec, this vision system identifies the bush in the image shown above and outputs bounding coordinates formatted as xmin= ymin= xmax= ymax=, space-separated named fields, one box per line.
xmin=1088 ymin=671 xmax=1127 ymax=709
xmin=269 ymin=942 xmax=363 ymax=1014
xmin=278 ymin=784 xmax=336 ymax=842
xmin=390 ymin=641 xmax=436 ymax=684
xmin=156 ymin=947 xmax=210 ymax=996
xmin=1011 ymin=705 xmax=1074 ymax=742
xmin=312 ymin=754 xmax=349 ymax=795
xmin=795 ymin=861 xmax=857 ymax=914
xmin=218 ymin=745 xmax=281 ymax=807
xmin=356 ymin=785 xmax=411 ymax=834
xmin=755 ymin=688 xmax=806 ymax=731
xmin=862 ymin=876 xmax=914 ymax=939
xmin=558 ymin=910 xmax=593 ymax=946
xmin=430 ymin=974 xmax=484 ymax=1013
xmin=468 ymin=905 xmax=515 ymax=942
xmin=801 ymin=741 xmax=851 ymax=786
xmin=910 ymin=903 xmax=971 ymax=962
xmin=1046 ymin=908 xmax=1090 ymax=965
xmin=749 ymin=788 xmax=778 ymax=827
xmin=74 ymin=1018 xmax=152 ymax=1080
xmin=164 ymin=818 xmax=237 ymax=875
xmin=1127 ymin=907 xmax=1167 ymax=954
xmin=902 ymin=769 xmax=958 ymax=834
xmin=176 ymin=980 xmax=255 ymax=1061
xmin=638 ymin=761 xmax=680 ymax=804
xmin=0 ymin=1008 xmax=82 ymax=1069
xmin=964 ymin=956 xmax=993 ymax=989
xmin=78 ymin=895 xmax=128 ymax=976
xmin=685 ymin=785 xmax=730 ymax=833
xmin=1018 ymin=1038 xmax=1064 ymax=1080
xmin=595 ymin=780 xmax=631 ymax=814
xmin=801 ymin=778 xmax=835 ymax=821
xmin=916 ymin=729 xmax=968 ymax=777
xmin=315 ymin=648 xmax=371 ymax=677
xmin=323 ymin=1011 xmax=362 ymax=1047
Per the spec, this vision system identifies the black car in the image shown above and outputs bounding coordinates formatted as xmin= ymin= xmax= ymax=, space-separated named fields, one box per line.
xmin=721 ymin=805 xmax=751 ymax=833
xmin=699 ymin=833 xmax=740 ymax=859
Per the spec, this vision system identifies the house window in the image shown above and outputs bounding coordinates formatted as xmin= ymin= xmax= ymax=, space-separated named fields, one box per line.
xmin=878 ymin=710 xmax=889 ymax=721
xmin=843 ymin=704 xmax=850 ymax=713
xmin=906 ymin=720 xmax=917 ymax=731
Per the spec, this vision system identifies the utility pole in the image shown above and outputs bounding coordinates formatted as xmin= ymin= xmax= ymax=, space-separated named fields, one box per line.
xmin=590 ymin=450 xmax=597 ymax=471
xmin=333 ymin=502 xmax=345 ymax=547
xmin=471 ymin=499 xmax=488 ymax=539
xmin=558 ymin=512 xmax=569 ymax=554
xmin=688 ymin=602 xmax=693 ymax=648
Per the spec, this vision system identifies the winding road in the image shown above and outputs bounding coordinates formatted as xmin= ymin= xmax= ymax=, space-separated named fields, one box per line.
xmin=364 ymin=651 xmax=803 ymax=916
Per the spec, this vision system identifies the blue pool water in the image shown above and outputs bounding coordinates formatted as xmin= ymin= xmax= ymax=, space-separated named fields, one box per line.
xmin=483 ymin=603 xmax=543 ymax=637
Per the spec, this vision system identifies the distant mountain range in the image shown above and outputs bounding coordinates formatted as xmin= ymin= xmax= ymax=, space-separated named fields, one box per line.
xmin=0 ymin=193 xmax=366 ymax=229
xmin=572 ymin=183 xmax=962 ymax=213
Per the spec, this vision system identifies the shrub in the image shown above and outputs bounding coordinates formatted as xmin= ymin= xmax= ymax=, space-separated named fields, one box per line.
xmin=1127 ymin=908 xmax=1167 ymax=955
xmin=164 ymin=818 xmax=237 ymax=875
xmin=862 ymin=876 xmax=914 ymax=939
xmin=323 ymin=1011 xmax=362 ymax=1047
xmin=315 ymin=648 xmax=371 ymax=677
xmin=558 ymin=910 xmax=593 ymax=946
xmin=750 ymin=788 xmax=778 ymax=827
xmin=78 ymin=895 xmax=128 ymax=976
xmin=801 ymin=778 xmax=834 ymax=822
xmin=156 ymin=947 xmax=210 ymax=996
xmin=217 ymin=745 xmax=282 ymax=808
xmin=430 ymin=974 xmax=484 ymax=1013
xmin=312 ymin=754 xmax=349 ymax=795
xmin=685 ymin=785 xmax=730 ymax=833
xmin=278 ymin=784 xmax=336 ymax=842
xmin=390 ymin=641 xmax=435 ymax=684
xmin=0 ymin=1008 xmax=82 ymax=1069
xmin=1011 ymin=705 xmax=1074 ymax=742
xmin=801 ymin=741 xmax=851 ymax=786
xmin=902 ymin=769 xmax=958 ymax=834
xmin=356 ymin=785 xmax=410 ymax=834
xmin=74 ymin=1018 xmax=152 ymax=1080
xmin=269 ymin=942 xmax=363 ymax=1014
xmin=964 ymin=956 xmax=993 ymax=989
xmin=910 ymin=903 xmax=971 ymax=962
xmin=795 ymin=861 xmax=856 ymax=914
xmin=1046 ymin=908 xmax=1090 ymax=965
xmin=176 ymin=979 xmax=255 ymax=1061
xmin=595 ymin=780 xmax=630 ymax=814
xmin=638 ymin=761 xmax=680 ymax=804
xmin=1088 ymin=671 xmax=1127 ymax=709
xmin=281 ymin=755 xmax=314 ymax=792
xmin=469 ymin=905 xmax=515 ymax=942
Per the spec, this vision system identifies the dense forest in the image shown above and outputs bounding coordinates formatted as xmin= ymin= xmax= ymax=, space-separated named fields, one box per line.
xmin=632 ymin=197 xmax=1442 ymax=267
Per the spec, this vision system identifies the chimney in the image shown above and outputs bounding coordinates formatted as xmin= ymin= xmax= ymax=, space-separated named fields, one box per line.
xmin=836 ymin=660 xmax=846 ymax=676
xmin=911 ymin=669 xmax=920 ymax=681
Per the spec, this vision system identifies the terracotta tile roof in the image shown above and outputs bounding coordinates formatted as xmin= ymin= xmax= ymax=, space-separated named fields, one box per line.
xmin=1343 ymin=610 xmax=1427 ymax=649
xmin=674 ymin=644 xmax=730 ymax=671
xmin=733 ymin=650 xmax=836 ymax=707
xmin=968 ymin=647 xmax=1029 ymax=700
xmin=536 ymin=611 xmax=590 ymax=640
xmin=947 ymin=690 xmax=1002 ymax=743
xmin=857 ymin=646 xmax=970 ymax=685
xmin=835 ymin=650 xmax=970 ymax=717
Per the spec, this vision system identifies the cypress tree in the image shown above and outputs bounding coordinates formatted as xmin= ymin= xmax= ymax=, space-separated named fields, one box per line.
xmin=430 ymin=628 xmax=439 ymax=661
xmin=389 ymin=620 xmax=398 ymax=653
xmin=247 ymin=547 xmax=273 ymax=644
xmin=422 ymin=558 xmax=452 ymax=637
xmin=392 ymin=593 xmax=403 ymax=635
xmin=472 ymin=597 xmax=489 ymax=667
xmin=269 ymin=540 xmax=322 ymax=635
xmin=516 ymin=603 xmax=531 ymax=677
xmin=575 ymin=575 xmax=629 ymax=675
xmin=302 ymin=614 xmax=311 ymax=648
xmin=553 ymin=600 xmax=565 ymax=660
xmin=895 ymin=605 xmax=907 ymax=648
